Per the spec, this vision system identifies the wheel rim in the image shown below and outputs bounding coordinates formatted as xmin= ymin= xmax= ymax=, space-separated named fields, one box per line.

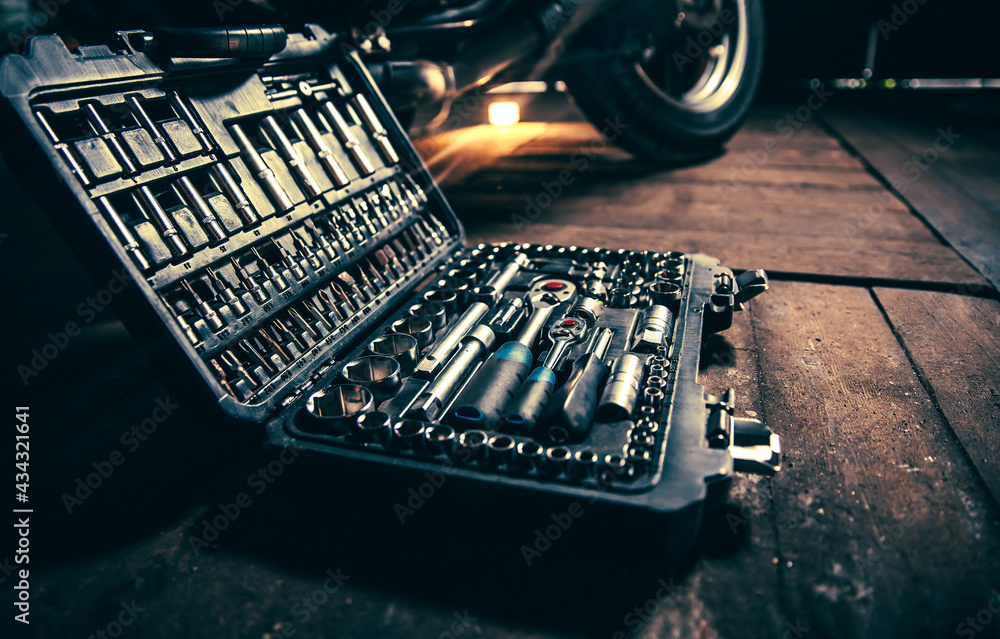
xmin=634 ymin=0 xmax=749 ymax=114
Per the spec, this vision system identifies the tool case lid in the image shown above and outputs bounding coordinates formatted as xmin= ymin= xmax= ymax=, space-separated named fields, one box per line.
xmin=1 ymin=24 xmax=465 ymax=423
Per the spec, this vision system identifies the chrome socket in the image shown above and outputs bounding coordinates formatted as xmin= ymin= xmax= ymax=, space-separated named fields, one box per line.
xmin=649 ymin=281 xmax=682 ymax=306
xmin=369 ymin=333 xmax=419 ymax=377
xmin=424 ymin=424 xmax=457 ymax=457
xmin=352 ymin=410 xmax=392 ymax=446
xmin=487 ymin=434 xmax=516 ymax=467
xmin=392 ymin=419 xmax=427 ymax=452
xmin=408 ymin=301 xmax=447 ymax=331
xmin=596 ymin=354 xmax=644 ymax=422
xmin=571 ymin=449 xmax=599 ymax=480
xmin=544 ymin=446 xmax=572 ymax=476
xmin=513 ymin=440 xmax=545 ymax=473
xmin=643 ymin=386 xmax=665 ymax=409
xmin=391 ymin=315 xmax=434 ymax=348
xmin=342 ymin=355 xmax=402 ymax=402
xmin=458 ymin=430 xmax=489 ymax=463
xmin=303 ymin=384 xmax=374 ymax=435
xmin=423 ymin=287 xmax=459 ymax=316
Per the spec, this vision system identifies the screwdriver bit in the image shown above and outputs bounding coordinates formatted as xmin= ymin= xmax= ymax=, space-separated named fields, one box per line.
xmin=258 ymin=328 xmax=291 ymax=363
xmin=289 ymin=308 xmax=319 ymax=339
xmin=303 ymin=299 xmax=333 ymax=332
xmin=206 ymin=267 xmax=248 ymax=317
xmin=337 ymin=272 xmax=367 ymax=304
xmin=230 ymin=256 xmax=270 ymax=304
xmin=252 ymin=247 xmax=289 ymax=292
xmin=273 ymin=319 xmax=306 ymax=350
xmin=292 ymin=230 xmax=324 ymax=272
xmin=239 ymin=338 xmax=276 ymax=375
xmin=272 ymin=237 xmax=307 ymax=282
xmin=180 ymin=279 xmax=225 ymax=332
xmin=210 ymin=358 xmax=239 ymax=398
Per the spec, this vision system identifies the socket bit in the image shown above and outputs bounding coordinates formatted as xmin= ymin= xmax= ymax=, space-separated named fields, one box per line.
xmin=319 ymin=101 xmax=376 ymax=175
xmin=180 ymin=279 xmax=225 ymax=332
xmin=207 ymin=267 xmax=248 ymax=317
xmin=136 ymin=186 xmax=187 ymax=257
xmin=596 ymin=354 xmax=644 ymax=422
xmin=291 ymin=108 xmax=350 ymax=187
xmin=230 ymin=123 xmax=294 ymax=211
xmin=98 ymin=197 xmax=150 ymax=271
xmin=210 ymin=162 xmax=259 ymax=225
xmin=176 ymin=175 xmax=227 ymax=242
xmin=631 ymin=305 xmax=674 ymax=352
xmin=260 ymin=115 xmax=322 ymax=197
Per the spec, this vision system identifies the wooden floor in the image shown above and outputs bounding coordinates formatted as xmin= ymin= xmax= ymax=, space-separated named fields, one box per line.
xmin=8 ymin=104 xmax=1000 ymax=639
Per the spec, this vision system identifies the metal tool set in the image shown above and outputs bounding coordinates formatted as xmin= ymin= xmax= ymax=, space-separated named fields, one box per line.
xmin=2 ymin=24 xmax=779 ymax=547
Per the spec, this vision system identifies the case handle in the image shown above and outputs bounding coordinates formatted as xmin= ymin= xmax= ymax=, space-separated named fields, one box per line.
xmin=127 ymin=26 xmax=287 ymax=59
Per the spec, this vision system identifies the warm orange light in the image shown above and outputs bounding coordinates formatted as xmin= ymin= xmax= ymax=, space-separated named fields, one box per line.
xmin=488 ymin=102 xmax=520 ymax=126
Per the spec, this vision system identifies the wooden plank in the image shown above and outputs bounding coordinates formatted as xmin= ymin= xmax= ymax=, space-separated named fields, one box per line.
xmin=413 ymin=123 xmax=551 ymax=186
xmin=823 ymin=111 xmax=1000 ymax=291
xmin=874 ymin=288 xmax=1000 ymax=502
xmin=464 ymin=222 xmax=987 ymax=287
xmin=666 ymin=304 xmax=786 ymax=639
xmin=726 ymin=130 xmax=843 ymax=151
xmin=446 ymin=175 xmax=907 ymax=211
xmin=446 ymin=194 xmax=933 ymax=244
xmin=750 ymin=281 xmax=1000 ymax=637
xmin=480 ymin=157 xmax=883 ymax=190
xmin=696 ymin=146 xmax=866 ymax=170
xmin=514 ymin=143 xmax=866 ymax=170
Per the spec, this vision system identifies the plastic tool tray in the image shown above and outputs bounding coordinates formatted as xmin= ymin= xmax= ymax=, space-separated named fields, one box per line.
xmin=0 ymin=24 xmax=780 ymax=546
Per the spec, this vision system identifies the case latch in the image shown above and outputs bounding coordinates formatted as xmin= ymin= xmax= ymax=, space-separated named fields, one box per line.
xmin=705 ymin=388 xmax=781 ymax=476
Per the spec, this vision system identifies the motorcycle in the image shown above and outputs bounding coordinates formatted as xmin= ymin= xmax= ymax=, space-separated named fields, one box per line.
xmin=1 ymin=0 xmax=764 ymax=163
xmin=338 ymin=0 xmax=765 ymax=163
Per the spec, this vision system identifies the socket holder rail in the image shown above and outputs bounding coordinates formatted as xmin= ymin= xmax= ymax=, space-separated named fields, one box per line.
xmin=1 ymin=24 xmax=779 ymax=552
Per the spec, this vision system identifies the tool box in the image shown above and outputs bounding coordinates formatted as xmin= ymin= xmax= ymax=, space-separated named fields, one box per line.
xmin=1 ymin=24 xmax=779 ymax=552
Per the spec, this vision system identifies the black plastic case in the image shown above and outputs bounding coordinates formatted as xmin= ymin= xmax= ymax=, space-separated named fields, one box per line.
xmin=1 ymin=24 xmax=780 ymax=553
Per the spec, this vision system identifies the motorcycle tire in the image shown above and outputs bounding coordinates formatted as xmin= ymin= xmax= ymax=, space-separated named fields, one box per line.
xmin=563 ymin=0 xmax=765 ymax=164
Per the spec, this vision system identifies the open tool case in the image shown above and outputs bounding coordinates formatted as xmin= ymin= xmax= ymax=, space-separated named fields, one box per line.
xmin=1 ymin=24 xmax=780 ymax=551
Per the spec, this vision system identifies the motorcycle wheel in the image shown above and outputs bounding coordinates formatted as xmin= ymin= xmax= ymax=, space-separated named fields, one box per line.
xmin=563 ymin=0 xmax=765 ymax=164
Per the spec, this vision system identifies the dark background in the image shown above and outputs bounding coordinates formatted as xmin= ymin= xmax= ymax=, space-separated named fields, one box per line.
xmin=2 ymin=0 xmax=1000 ymax=83
xmin=2 ymin=1 xmax=999 ymax=638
